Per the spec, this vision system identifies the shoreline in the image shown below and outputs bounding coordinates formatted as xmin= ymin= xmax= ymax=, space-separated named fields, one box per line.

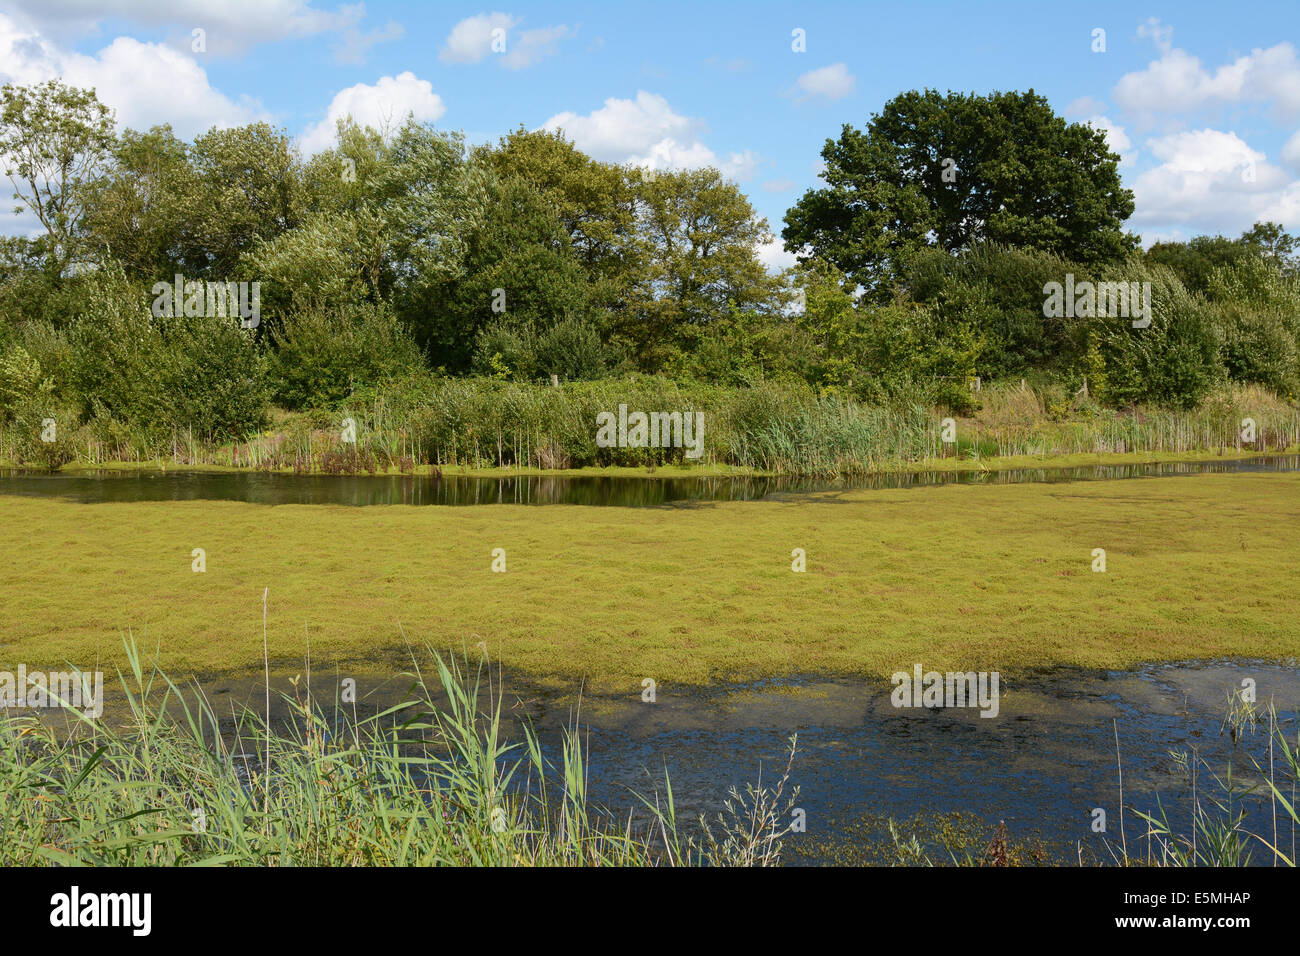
xmin=4 ymin=446 xmax=1295 ymax=480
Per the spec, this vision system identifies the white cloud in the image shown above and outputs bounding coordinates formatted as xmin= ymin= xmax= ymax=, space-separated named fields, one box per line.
xmin=1283 ymin=129 xmax=1300 ymax=171
xmin=0 ymin=203 xmax=46 ymax=240
xmin=439 ymin=13 xmax=571 ymax=68
xmin=1130 ymin=128 xmax=1295 ymax=233
xmin=756 ymin=237 xmax=796 ymax=272
xmin=334 ymin=19 xmax=405 ymax=66
xmin=718 ymin=150 xmax=760 ymax=181
xmin=0 ymin=13 xmax=267 ymax=137
xmin=440 ymin=12 xmax=515 ymax=64
xmin=1136 ymin=16 xmax=1174 ymax=55
xmin=502 ymin=24 xmax=571 ymax=69
xmin=298 ymin=71 xmax=445 ymax=154
xmin=1114 ymin=41 xmax=1300 ymax=120
xmin=794 ymin=62 xmax=855 ymax=101
xmin=1064 ymin=96 xmax=1108 ymax=117
xmin=544 ymin=91 xmax=697 ymax=159
xmin=6 ymin=0 xmax=388 ymax=58
xmin=1084 ymin=115 xmax=1136 ymax=166
xmin=762 ymin=178 xmax=797 ymax=193
xmin=541 ymin=90 xmax=759 ymax=180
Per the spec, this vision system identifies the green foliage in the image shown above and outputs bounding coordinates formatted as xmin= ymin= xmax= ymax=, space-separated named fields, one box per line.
xmin=67 ymin=268 xmax=268 ymax=439
xmin=0 ymin=79 xmax=115 ymax=273
xmin=246 ymin=212 xmax=374 ymax=323
xmin=1096 ymin=265 xmax=1222 ymax=408
xmin=267 ymin=304 xmax=426 ymax=409
xmin=1 ymin=76 xmax=1298 ymax=460
xmin=81 ymin=125 xmax=193 ymax=282
xmin=0 ymin=343 xmax=52 ymax=413
xmin=901 ymin=244 xmax=1087 ymax=376
xmin=625 ymin=166 xmax=778 ymax=370
xmin=427 ymin=172 xmax=590 ymax=370
xmin=0 ymin=641 xmax=705 ymax=866
xmin=784 ymin=89 xmax=1137 ymax=290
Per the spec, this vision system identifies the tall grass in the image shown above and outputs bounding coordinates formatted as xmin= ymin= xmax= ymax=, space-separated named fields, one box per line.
xmin=1117 ymin=695 xmax=1300 ymax=867
xmin=3 ymin=376 xmax=1297 ymax=476
xmin=0 ymin=638 xmax=801 ymax=867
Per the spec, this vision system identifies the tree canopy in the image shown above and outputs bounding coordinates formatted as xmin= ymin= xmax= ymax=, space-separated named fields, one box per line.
xmin=782 ymin=89 xmax=1138 ymax=292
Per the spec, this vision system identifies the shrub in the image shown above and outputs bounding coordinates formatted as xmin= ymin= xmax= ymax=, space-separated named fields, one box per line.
xmin=268 ymin=303 xmax=425 ymax=409
xmin=471 ymin=315 xmax=609 ymax=383
xmin=1096 ymin=263 xmax=1222 ymax=408
xmin=67 ymin=268 xmax=269 ymax=440
xmin=1210 ymin=302 xmax=1300 ymax=398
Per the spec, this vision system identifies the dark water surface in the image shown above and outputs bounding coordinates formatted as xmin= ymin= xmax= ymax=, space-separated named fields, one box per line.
xmin=46 ymin=660 xmax=1299 ymax=866
xmin=2 ymin=454 xmax=1298 ymax=507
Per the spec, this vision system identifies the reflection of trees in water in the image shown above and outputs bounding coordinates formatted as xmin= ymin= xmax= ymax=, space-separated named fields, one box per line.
xmin=2 ymin=455 xmax=1299 ymax=506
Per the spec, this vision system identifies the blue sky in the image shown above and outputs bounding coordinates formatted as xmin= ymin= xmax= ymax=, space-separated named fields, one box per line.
xmin=2 ymin=0 xmax=1299 ymax=265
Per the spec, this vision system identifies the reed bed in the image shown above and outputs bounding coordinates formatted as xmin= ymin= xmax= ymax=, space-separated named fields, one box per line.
xmin=2 ymin=378 xmax=1297 ymax=476
xmin=0 ymin=638 xmax=813 ymax=867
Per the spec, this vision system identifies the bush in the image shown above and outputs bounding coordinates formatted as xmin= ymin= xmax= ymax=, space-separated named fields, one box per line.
xmin=1210 ymin=302 xmax=1300 ymax=398
xmin=471 ymin=315 xmax=609 ymax=383
xmin=67 ymin=268 xmax=269 ymax=440
xmin=268 ymin=303 xmax=425 ymax=409
xmin=1095 ymin=263 xmax=1222 ymax=408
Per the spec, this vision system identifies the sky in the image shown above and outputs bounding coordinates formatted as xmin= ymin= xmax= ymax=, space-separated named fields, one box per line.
xmin=1 ymin=0 xmax=1299 ymax=268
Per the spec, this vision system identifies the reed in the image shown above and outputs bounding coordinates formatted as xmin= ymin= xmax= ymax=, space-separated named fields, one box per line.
xmin=3 ymin=377 xmax=1297 ymax=476
xmin=0 ymin=636 xmax=801 ymax=867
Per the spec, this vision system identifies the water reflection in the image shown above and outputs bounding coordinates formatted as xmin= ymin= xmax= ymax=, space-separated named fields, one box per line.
xmin=1 ymin=454 xmax=1297 ymax=507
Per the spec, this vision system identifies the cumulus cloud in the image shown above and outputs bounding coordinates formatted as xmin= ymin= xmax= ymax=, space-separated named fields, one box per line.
xmin=1281 ymin=129 xmax=1300 ymax=171
xmin=0 ymin=12 xmax=267 ymax=137
xmin=1114 ymin=37 xmax=1300 ymax=120
xmin=440 ymin=13 xmax=570 ymax=68
xmin=298 ymin=71 xmax=445 ymax=154
xmin=1129 ymin=128 xmax=1296 ymax=233
xmin=541 ymin=91 xmax=760 ymax=180
xmin=5 ymin=0 xmax=395 ymax=59
xmin=793 ymin=62 xmax=855 ymax=101
xmin=1084 ymin=115 xmax=1136 ymax=166
xmin=755 ymin=237 xmax=797 ymax=272
xmin=440 ymin=12 xmax=514 ymax=63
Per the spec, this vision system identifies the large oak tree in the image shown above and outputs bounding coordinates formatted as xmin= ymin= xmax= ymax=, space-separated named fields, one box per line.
xmin=782 ymin=89 xmax=1138 ymax=292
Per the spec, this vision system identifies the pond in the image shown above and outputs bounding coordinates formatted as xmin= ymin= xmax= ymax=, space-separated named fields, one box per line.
xmin=56 ymin=659 xmax=1298 ymax=865
xmin=2 ymin=454 xmax=1298 ymax=507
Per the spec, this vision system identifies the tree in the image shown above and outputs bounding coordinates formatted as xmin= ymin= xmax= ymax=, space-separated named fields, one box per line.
xmin=1145 ymin=234 xmax=1255 ymax=296
xmin=0 ymin=80 xmax=115 ymax=274
xmin=243 ymin=116 xmax=490 ymax=333
xmin=782 ymin=89 xmax=1137 ymax=292
xmin=1240 ymin=221 xmax=1297 ymax=277
xmin=628 ymin=166 xmax=777 ymax=369
xmin=186 ymin=122 xmax=302 ymax=277
xmin=1146 ymin=223 xmax=1297 ymax=296
xmin=82 ymin=125 xmax=194 ymax=282
xmin=430 ymin=171 xmax=591 ymax=372
xmin=481 ymin=127 xmax=641 ymax=311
